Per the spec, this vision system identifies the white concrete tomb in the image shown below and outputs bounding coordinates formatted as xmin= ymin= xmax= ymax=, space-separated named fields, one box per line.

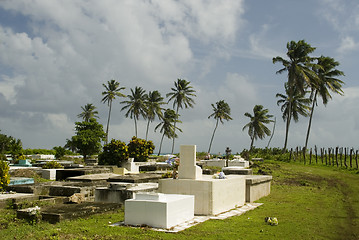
xmin=159 ymin=145 xmax=246 ymax=215
xmin=124 ymin=193 xmax=194 ymax=229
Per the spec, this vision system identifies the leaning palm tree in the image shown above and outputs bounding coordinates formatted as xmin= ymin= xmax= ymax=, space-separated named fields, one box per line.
xmin=77 ymin=103 xmax=99 ymax=122
xmin=154 ymin=109 xmax=182 ymax=156
xmin=101 ymin=80 xmax=126 ymax=143
xmin=276 ymin=83 xmax=311 ymax=149
xmin=207 ymin=100 xmax=232 ymax=154
xmin=273 ymin=40 xmax=317 ymax=150
xmin=243 ymin=105 xmax=274 ymax=150
xmin=145 ymin=91 xmax=166 ymax=141
xmin=121 ymin=86 xmax=147 ymax=137
xmin=166 ymin=79 xmax=196 ymax=154
xmin=304 ymin=56 xmax=344 ymax=149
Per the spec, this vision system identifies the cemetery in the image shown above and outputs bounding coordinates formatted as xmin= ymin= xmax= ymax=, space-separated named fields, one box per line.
xmin=0 ymin=144 xmax=272 ymax=232
xmin=1 ymin=145 xmax=358 ymax=239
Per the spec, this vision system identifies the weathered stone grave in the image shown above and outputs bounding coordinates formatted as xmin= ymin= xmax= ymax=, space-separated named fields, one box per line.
xmin=95 ymin=182 xmax=158 ymax=204
xmin=108 ymin=173 xmax=163 ymax=183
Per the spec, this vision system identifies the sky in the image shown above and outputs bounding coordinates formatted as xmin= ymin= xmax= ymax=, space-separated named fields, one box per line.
xmin=0 ymin=0 xmax=358 ymax=154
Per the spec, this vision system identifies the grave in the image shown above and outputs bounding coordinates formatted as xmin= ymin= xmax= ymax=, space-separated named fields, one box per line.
xmin=245 ymin=175 xmax=272 ymax=202
xmin=95 ymin=182 xmax=158 ymax=204
xmin=200 ymin=159 xmax=249 ymax=168
xmin=222 ymin=166 xmax=253 ymax=175
xmin=17 ymin=202 xmax=121 ymax=224
xmin=159 ymin=145 xmax=246 ymax=215
xmin=122 ymin=158 xmax=139 ymax=173
xmin=108 ymin=173 xmax=163 ymax=183
xmin=66 ymin=173 xmax=120 ymax=183
xmin=124 ymin=193 xmax=194 ymax=229
xmin=9 ymin=177 xmax=34 ymax=185
xmin=55 ymin=167 xmax=111 ymax=180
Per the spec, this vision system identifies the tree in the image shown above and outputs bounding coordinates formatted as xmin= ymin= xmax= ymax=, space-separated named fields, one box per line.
xmin=127 ymin=136 xmax=155 ymax=162
xmin=53 ymin=146 xmax=66 ymax=159
xmin=276 ymin=83 xmax=311 ymax=149
xmin=145 ymin=90 xmax=165 ymax=141
xmin=77 ymin=103 xmax=99 ymax=122
xmin=65 ymin=118 xmax=105 ymax=160
xmin=0 ymin=131 xmax=11 ymax=154
xmin=207 ymin=100 xmax=232 ymax=154
xmin=273 ymin=40 xmax=317 ymax=150
xmin=101 ymin=80 xmax=126 ymax=144
xmin=98 ymin=139 xmax=129 ymax=166
xmin=242 ymin=105 xmax=274 ymax=150
xmin=166 ymin=79 xmax=196 ymax=154
xmin=154 ymin=109 xmax=182 ymax=156
xmin=121 ymin=87 xmax=148 ymax=138
xmin=9 ymin=137 xmax=23 ymax=162
xmin=304 ymin=56 xmax=344 ymax=149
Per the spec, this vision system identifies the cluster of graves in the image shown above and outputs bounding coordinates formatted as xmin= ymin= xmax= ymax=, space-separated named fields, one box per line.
xmin=0 ymin=145 xmax=272 ymax=231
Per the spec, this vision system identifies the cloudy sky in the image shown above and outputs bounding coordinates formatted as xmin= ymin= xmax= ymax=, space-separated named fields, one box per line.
xmin=0 ymin=0 xmax=358 ymax=154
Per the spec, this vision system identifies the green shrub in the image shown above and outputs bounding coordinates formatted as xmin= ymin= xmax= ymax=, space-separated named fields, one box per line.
xmin=0 ymin=160 xmax=10 ymax=191
xmin=127 ymin=137 xmax=155 ymax=162
xmin=98 ymin=139 xmax=129 ymax=166
xmin=42 ymin=161 xmax=64 ymax=169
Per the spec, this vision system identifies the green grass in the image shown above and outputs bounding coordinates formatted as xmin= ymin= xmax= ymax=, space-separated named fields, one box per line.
xmin=0 ymin=161 xmax=358 ymax=239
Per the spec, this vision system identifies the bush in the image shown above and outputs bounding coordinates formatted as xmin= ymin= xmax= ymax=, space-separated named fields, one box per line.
xmin=98 ymin=139 xmax=129 ymax=166
xmin=0 ymin=160 xmax=10 ymax=191
xmin=127 ymin=137 xmax=155 ymax=162
xmin=42 ymin=161 xmax=64 ymax=169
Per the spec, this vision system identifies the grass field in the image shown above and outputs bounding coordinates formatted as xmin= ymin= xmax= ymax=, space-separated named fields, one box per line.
xmin=0 ymin=160 xmax=358 ymax=240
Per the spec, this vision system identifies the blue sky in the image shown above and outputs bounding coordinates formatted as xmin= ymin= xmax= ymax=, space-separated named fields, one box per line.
xmin=0 ymin=0 xmax=358 ymax=154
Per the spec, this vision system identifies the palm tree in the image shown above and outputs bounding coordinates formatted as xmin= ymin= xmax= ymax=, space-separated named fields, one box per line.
xmin=166 ymin=79 xmax=196 ymax=154
xmin=154 ymin=109 xmax=182 ymax=156
xmin=145 ymin=91 xmax=165 ymax=141
xmin=121 ymin=86 xmax=147 ymax=137
xmin=207 ymin=100 xmax=232 ymax=154
xmin=276 ymin=83 xmax=311 ymax=149
xmin=243 ymin=105 xmax=274 ymax=150
xmin=77 ymin=103 xmax=99 ymax=122
xmin=273 ymin=40 xmax=317 ymax=150
xmin=304 ymin=56 xmax=344 ymax=149
xmin=101 ymin=80 xmax=126 ymax=143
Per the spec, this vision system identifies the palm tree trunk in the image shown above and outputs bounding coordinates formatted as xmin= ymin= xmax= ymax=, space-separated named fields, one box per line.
xmin=145 ymin=119 xmax=150 ymax=141
xmin=267 ymin=117 xmax=276 ymax=148
xmin=208 ymin=119 xmax=219 ymax=154
xmin=283 ymin=94 xmax=292 ymax=152
xmin=134 ymin=117 xmax=138 ymax=137
xmin=105 ymin=100 xmax=112 ymax=144
xmin=250 ymin=136 xmax=255 ymax=150
xmin=158 ymin=132 xmax=165 ymax=156
xmin=305 ymin=91 xmax=317 ymax=149
xmin=171 ymin=105 xmax=179 ymax=154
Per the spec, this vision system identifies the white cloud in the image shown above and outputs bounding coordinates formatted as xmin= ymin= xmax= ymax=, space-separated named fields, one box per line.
xmin=0 ymin=74 xmax=25 ymax=104
xmin=336 ymin=36 xmax=359 ymax=54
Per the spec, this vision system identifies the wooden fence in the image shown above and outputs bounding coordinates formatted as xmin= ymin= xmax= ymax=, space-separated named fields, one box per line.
xmin=288 ymin=146 xmax=359 ymax=169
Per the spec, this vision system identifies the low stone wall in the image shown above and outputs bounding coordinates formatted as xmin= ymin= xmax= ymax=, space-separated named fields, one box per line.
xmin=245 ymin=175 xmax=272 ymax=202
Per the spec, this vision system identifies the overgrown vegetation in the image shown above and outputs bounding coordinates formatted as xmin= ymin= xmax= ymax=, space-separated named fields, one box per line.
xmin=42 ymin=161 xmax=64 ymax=169
xmin=98 ymin=139 xmax=129 ymax=166
xmin=0 ymin=160 xmax=10 ymax=191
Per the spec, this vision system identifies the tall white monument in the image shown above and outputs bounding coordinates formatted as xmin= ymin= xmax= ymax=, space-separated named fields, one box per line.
xmin=178 ymin=145 xmax=202 ymax=180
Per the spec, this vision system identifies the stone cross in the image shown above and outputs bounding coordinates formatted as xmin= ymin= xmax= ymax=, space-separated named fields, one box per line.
xmin=178 ymin=145 xmax=202 ymax=180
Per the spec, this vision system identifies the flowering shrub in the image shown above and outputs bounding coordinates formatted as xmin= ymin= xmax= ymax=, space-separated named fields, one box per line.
xmin=98 ymin=139 xmax=129 ymax=166
xmin=0 ymin=160 xmax=10 ymax=191
xmin=127 ymin=137 xmax=155 ymax=162
xmin=42 ymin=161 xmax=64 ymax=169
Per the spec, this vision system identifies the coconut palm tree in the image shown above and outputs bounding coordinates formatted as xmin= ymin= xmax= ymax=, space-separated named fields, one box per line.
xmin=154 ymin=109 xmax=182 ymax=156
xmin=304 ymin=56 xmax=344 ymax=149
xmin=77 ymin=103 xmax=99 ymax=122
xmin=121 ymin=86 xmax=147 ymax=137
xmin=207 ymin=100 xmax=232 ymax=154
xmin=243 ymin=105 xmax=274 ymax=150
xmin=276 ymin=83 xmax=311 ymax=149
xmin=166 ymin=79 xmax=196 ymax=154
xmin=273 ymin=40 xmax=317 ymax=150
xmin=145 ymin=91 xmax=165 ymax=141
xmin=101 ymin=80 xmax=126 ymax=144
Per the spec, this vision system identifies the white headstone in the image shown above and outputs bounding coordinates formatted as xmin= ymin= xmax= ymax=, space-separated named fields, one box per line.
xmin=178 ymin=145 xmax=202 ymax=180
